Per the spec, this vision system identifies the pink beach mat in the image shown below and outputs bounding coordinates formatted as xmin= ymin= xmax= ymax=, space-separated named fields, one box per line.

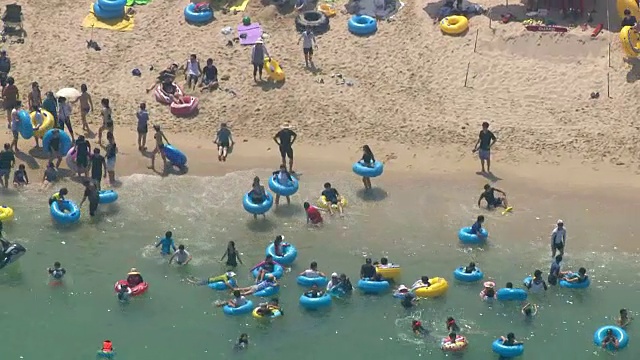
xmin=237 ymin=23 xmax=262 ymax=45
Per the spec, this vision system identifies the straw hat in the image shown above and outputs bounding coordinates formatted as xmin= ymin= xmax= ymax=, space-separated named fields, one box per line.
xmin=255 ymin=38 xmax=264 ymax=44
xmin=397 ymin=285 xmax=409 ymax=291
xmin=281 ymin=122 xmax=290 ymax=129
xmin=129 ymin=267 xmax=138 ymax=273
xmin=483 ymin=281 xmax=495 ymax=288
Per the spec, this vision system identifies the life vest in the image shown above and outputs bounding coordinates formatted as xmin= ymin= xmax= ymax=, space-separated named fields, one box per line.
xmin=102 ymin=340 xmax=113 ymax=352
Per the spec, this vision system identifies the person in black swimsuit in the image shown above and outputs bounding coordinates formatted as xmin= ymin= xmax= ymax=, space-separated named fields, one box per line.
xmin=75 ymin=135 xmax=91 ymax=178
xmin=47 ymin=129 xmax=63 ymax=168
xmin=220 ymin=241 xmax=243 ymax=269
xmin=477 ymin=184 xmax=508 ymax=209
xmin=273 ymin=123 xmax=297 ymax=173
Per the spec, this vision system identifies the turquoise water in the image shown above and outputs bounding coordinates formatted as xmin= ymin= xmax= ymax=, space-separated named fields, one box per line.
xmin=1 ymin=170 xmax=638 ymax=360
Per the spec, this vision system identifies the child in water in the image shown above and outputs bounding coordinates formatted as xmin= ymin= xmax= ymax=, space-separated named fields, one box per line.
xmin=522 ymin=303 xmax=538 ymax=317
xmin=13 ymin=164 xmax=28 ymax=186
xmin=99 ymin=340 xmax=114 ymax=358
xmin=47 ymin=261 xmax=66 ymax=280
xmin=446 ymin=317 xmax=461 ymax=332
xmin=235 ymin=333 xmax=249 ymax=350
xmin=617 ymin=309 xmax=633 ymax=328
xmin=117 ymin=283 xmax=132 ymax=302
xmin=411 ymin=320 xmax=428 ymax=335
xmin=155 ymin=231 xmax=176 ymax=255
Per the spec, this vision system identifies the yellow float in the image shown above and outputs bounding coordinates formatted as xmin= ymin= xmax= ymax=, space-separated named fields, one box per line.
xmin=616 ymin=0 xmax=640 ymax=19
xmin=620 ymin=26 xmax=640 ymax=58
xmin=31 ymin=109 xmax=55 ymax=138
xmin=0 ymin=205 xmax=14 ymax=221
xmin=375 ymin=265 xmax=401 ymax=281
xmin=414 ymin=277 xmax=449 ymax=298
xmin=252 ymin=305 xmax=282 ymax=319
xmin=264 ymin=57 xmax=285 ymax=82
xmin=317 ymin=196 xmax=348 ymax=210
xmin=318 ymin=3 xmax=337 ymax=17
xmin=440 ymin=16 xmax=469 ymax=35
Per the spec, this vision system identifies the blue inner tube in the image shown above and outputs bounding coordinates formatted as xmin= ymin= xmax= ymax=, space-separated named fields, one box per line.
xmin=296 ymin=275 xmax=328 ymax=287
xmin=559 ymin=274 xmax=591 ymax=289
xmin=50 ymin=200 xmax=81 ymax=224
xmin=98 ymin=190 xmax=118 ymax=204
xmin=243 ymin=192 xmax=273 ymax=215
xmin=268 ymin=175 xmax=299 ymax=196
xmin=162 ymin=144 xmax=187 ymax=166
xmin=255 ymin=285 xmax=279 ymax=297
xmin=208 ymin=278 xmax=237 ymax=290
xmin=453 ymin=266 xmax=483 ymax=282
xmin=18 ymin=110 xmax=33 ymax=139
xmin=458 ymin=227 xmax=488 ymax=244
xmin=299 ymin=293 xmax=332 ymax=309
xmin=352 ymin=160 xmax=384 ymax=177
xmin=348 ymin=15 xmax=377 ymax=35
xmin=496 ymin=288 xmax=528 ymax=301
xmin=97 ymin=0 xmax=126 ymax=11
xmin=491 ymin=338 xmax=524 ymax=358
xmin=357 ymin=278 xmax=390 ymax=294
xmin=92 ymin=2 xmax=125 ymax=20
xmin=251 ymin=264 xmax=284 ymax=279
xmin=42 ymin=129 xmax=72 ymax=155
xmin=184 ymin=3 xmax=214 ymax=24
xmin=265 ymin=243 xmax=297 ymax=265
xmin=223 ymin=300 xmax=254 ymax=316
xmin=593 ymin=325 xmax=628 ymax=350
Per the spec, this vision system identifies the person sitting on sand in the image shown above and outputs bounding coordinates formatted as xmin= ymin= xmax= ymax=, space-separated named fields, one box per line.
xmin=617 ymin=309 xmax=633 ymax=328
xmin=411 ymin=276 xmax=431 ymax=291
xmin=184 ymin=54 xmax=202 ymax=90
xmin=478 ymin=184 xmax=509 ymax=210
xmin=146 ymin=63 xmax=179 ymax=92
xmin=126 ymin=268 xmax=144 ymax=287
xmin=522 ymin=303 xmax=538 ymax=317
xmin=201 ymin=58 xmax=218 ymax=92
xmin=601 ymin=328 xmax=619 ymax=349
xmin=273 ymin=164 xmax=293 ymax=206
xmin=562 ymin=267 xmax=589 ymax=283
xmin=412 ymin=320 xmax=428 ymax=335
xmin=304 ymin=201 xmax=323 ymax=225
xmin=321 ymin=182 xmax=344 ymax=216
xmin=217 ymin=290 xmax=248 ymax=308
xmin=237 ymin=274 xmax=277 ymax=296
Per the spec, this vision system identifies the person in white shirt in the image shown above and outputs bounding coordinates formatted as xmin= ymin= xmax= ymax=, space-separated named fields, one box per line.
xmin=550 ymin=220 xmax=566 ymax=258
xmin=184 ymin=54 xmax=202 ymax=90
xmin=169 ymin=244 xmax=192 ymax=266
xmin=216 ymin=290 xmax=248 ymax=308
xmin=326 ymin=272 xmax=339 ymax=291
xmin=297 ymin=26 xmax=317 ymax=67
xmin=300 ymin=261 xmax=325 ymax=278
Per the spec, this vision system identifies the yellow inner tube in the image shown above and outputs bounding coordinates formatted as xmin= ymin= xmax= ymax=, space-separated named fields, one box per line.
xmin=317 ymin=196 xmax=348 ymax=210
xmin=620 ymin=26 xmax=640 ymax=58
xmin=252 ymin=305 xmax=281 ymax=319
xmin=414 ymin=277 xmax=449 ymax=298
xmin=318 ymin=3 xmax=337 ymax=17
xmin=0 ymin=205 xmax=14 ymax=221
xmin=375 ymin=265 xmax=401 ymax=281
xmin=31 ymin=110 xmax=55 ymax=138
xmin=440 ymin=16 xmax=469 ymax=35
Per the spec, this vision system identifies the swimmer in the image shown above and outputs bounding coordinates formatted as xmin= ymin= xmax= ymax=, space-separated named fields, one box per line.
xmin=304 ymin=284 xmax=325 ymax=298
xmin=400 ymin=289 xmax=417 ymax=308
xmin=155 ymin=231 xmax=176 ymax=255
xmin=562 ymin=267 xmax=588 ymax=283
xmin=47 ymin=261 xmax=66 ymax=280
xmin=412 ymin=319 xmax=428 ymax=335
xmin=235 ymin=333 xmax=249 ymax=350
xmin=100 ymin=340 xmax=114 ymax=356
xmin=321 ymin=182 xmax=343 ymax=216
xmin=617 ymin=309 xmax=633 ymax=328
xmin=394 ymin=284 xmax=410 ymax=297
xmin=251 ymin=255 xmax=279 ymax=282
xmin=187 ymin=271 xmax=237 ymax=289
xmin=360 ymin=258 xmax=376 ymax=279
xmin=521 ymin=303 xmax=538 ymax=317
xmin=117 ymin=283 xmax=132 ymax=302
xmin=525 ymin=270 xmax=547 ymax=292
xmin=337 ymin=273 xmax=353 ymax=293
xmin=299 ymin=261 xmax=326 ymax=278
xmin=304 ymin=201 xmax=323 ymax=225
xmin=480 ymin=281 xmax=496 ymax=300
xmin=505 ymin=282 xmax=513 ymax=288
xmin=601 ymin=328 xmax=619 ymax=349
xmin=237 ymin=274 xmax=277 ymax=296
xmin=446 ymin=317 xmax=461 ymax=333
xmin=327 ymin=272 xmax=340 ymax=291
xmin=500 ymin=332 xmax=522 ymax=346
xmin=217 ymin=289 xmax=249 ymax=308
xmin=464 ymin=262 xmax=477 ymax=273
xmin=48 ymin=187 xmax=68 ymax=206
xmin=169 ymin=244 xmax=192 ymax=266
xmin=126 ymin=268 xmax=144 ymax=287
xmin=256 ymin=298 xmax=282 ymax=316
xmin=377 ymin=257 xmax=397 ymax=268
xmin=471 ymin=215 xmax=486 ymax=238
xmin=477 ymin=184 xmax=509 ymax=210
xmin=410 ymin=276 xmax=431 ymax=291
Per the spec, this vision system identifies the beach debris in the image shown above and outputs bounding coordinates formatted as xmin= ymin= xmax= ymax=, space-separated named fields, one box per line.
xmin=131 ymin=68 xmax=141 ymax=76
xmin=221 ymin=26 xmax=233 ymax=35
xmin=590 ymin=92 xmax=600 ymax=99
xmin=86 ymin=39 xmax=101 ymax=51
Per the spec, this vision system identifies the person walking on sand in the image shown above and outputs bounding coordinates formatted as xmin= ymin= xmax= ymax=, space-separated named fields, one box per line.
xmin=2 ymin=77 xmax=19 ymax=129
xmin=273 ymin=123 xmax=297 ymax=173
xmin=0 ymin=143 xmax=15 ymax=188
xmin=472 ymin=121 xmax=497 ymax=173
xmin=298 ymin=26 xmax=317 ymax=67
xmin=184 ymin=54 xmax=202 ymax=90
xmin=136 ymin=103 xmax=149 ymax=151
xmin=57 ymin=97 xmax=75 ymax=142
xmin=10 ymin=102 xmax=21 ymax=152
xmin=214 ymin=122 xmax=233 ymax=162
xmin=98 ymin=98 xmax=114 ymax=145
xmin=150 ymin=125 xmax=169 ymax=171
xmin=550 ymin=220 xmax=566 ymax=258
xmin=42 ymin=91 xmax=58 ymax=127
xmin=251 ymin=39 xmax=270 ymax=82
xmin=72 ymin=84 xmax=94 ymax=133
xmin=28 ymin=82 xmax=42 ymax=112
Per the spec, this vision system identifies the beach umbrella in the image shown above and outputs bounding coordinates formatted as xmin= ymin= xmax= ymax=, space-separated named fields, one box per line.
xmin=55 ymin=87 xmax=81 ymax=100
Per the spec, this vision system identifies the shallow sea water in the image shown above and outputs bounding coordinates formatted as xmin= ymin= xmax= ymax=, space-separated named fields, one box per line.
xmin=0 ymin=170 xmax=638 ymax=360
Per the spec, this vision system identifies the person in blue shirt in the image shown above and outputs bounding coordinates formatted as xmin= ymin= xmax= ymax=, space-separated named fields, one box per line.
xmin=155 ymin=231 xmax=176 ymax=255
xmin=470 ymin=215 xmax=485 ymax=237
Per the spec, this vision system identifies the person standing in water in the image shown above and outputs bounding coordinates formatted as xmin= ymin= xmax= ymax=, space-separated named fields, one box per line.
xmin=359 ymin=145 xmax=376 ymax=190
xmin=169 ymin=244 xmax=192 ymax=266
xmin=550 ymin=219 xmax=566 ymax=258
xmin=272 ymin=164 xmax=293 ymax=206
xmin=220 ymin=241 xmax=242 ymax=269
xmin=273 ymin=123 xmax=297 ymax=173
xmin=47 ymin=261 xmax=66 ymax=280
xmin=74 ymin=135 xmax=91 ymax=178
xmin=472 ymin=121 xmax=497 ymax=173
xmin=72 ymin=84 xmax=94 ymax=133
xmin=79 ymin=180 xmax=100 ymax=217
xmin=150 ymin=125 xmax=169 ymax=171
xmin=155 ymin=231 xmax=177 ymax=255
xmin=214 ymin=122 xmax=233 ymax=162
xmin=90 ymin=148 xmax=106 ymax=191
xmin=303 ymin=201 xmax=323 ymax=225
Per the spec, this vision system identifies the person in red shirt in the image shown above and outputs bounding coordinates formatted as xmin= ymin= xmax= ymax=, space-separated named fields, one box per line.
xmin=304 ymin=202 xmax=322 ymax=225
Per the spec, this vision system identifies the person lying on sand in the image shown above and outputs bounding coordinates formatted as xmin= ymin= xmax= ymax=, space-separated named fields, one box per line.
xmin=146 ymin=63 xmax=179 ymax=92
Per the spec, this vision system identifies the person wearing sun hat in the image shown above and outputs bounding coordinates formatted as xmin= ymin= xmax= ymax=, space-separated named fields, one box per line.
xmin=480 ymin=281 xmax=496 ymax=300
xmin=126 ymin=268 xmax=144 ymax=287
xmin=550 ymin=219 xmax=566 ymax=258
xmin=251 ymin=38 xmax=270 ymax=82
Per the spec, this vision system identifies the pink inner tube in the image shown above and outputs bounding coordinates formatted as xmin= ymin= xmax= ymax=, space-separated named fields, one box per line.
xmin=170 ymin=96 xmax=199 ymax=116
xmin=154 ymin=83 xmax=184 ymax=105
xmin=66 ymin=147 xmax=78 ymax=173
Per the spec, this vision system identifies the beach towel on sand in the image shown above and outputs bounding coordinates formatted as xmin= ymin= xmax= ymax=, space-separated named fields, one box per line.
xmin=126 ymin=0 xmax=152 ymax=5
xmin=237 ymin=23 xmax=262 ymax=45
xmin=82 ymin=5 xmax=134 ymax=31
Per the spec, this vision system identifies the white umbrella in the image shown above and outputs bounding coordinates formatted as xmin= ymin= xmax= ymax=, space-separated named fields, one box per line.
xmin=55 ymin=87 xmax=81 ymax=100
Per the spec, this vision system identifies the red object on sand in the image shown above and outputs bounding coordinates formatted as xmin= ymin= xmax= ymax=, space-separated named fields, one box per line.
xmin=591 ymin=23 xmax=603 ymax=38
xmin=170 ymin=96 xmax=199 ymax=116
xmin=114 ymin=279 xmax=149 ymax=296
xmin=525 ymin=25 xmax=568 ymax=33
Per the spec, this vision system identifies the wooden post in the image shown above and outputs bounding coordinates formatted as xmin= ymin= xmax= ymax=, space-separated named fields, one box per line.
xmin=608 ymin=42 xmax=611 ymax=68
xmin=474 ymin=29 xmax=479 ymax=53
xmin=488 ymin=8 xmax=492 ymax=29
xmin=464 ymin=61 xmax=471 ymax=87
xmin=607 ymin=72 xmax=611 ymax=98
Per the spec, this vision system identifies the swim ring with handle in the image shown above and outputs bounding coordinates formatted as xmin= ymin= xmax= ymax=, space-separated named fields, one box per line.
xmin=50 ymin=200 xmax=81 ymax=224
xmin=496 ymin=287 xmax=527 ymax=301
xmin=184 ymin=3 xmax=214 ymax=24
xmin=243 ymin=192 xmax=273 ymax=215
xmin=593 ymin=325 xmax=628 ymax=350
xmin=98 ymin=0 xmax=126 ymax=11
xmin=265 ymin=242 xmax=298 ymax=265
xmin=352 ymin=160 xmax=384 ymax=177
xmin=491 ymin=338 xmax=524 ymax=357
xmin=42 ymin=129 xmax=73 ymax=155
xmin=453 ymin=266 xmax=484 ymax=282
xmin=440 ymin=16 xmax=469 ymax=35
xmin=559 ymin=273 xmax=591 ymax=289
xmin=268 ymin=174 xmax=299 ymax=196
xmin=18 ymin=110 xmax=33 ymax=139
xmin=357 ymin=278 xmax=390 ymax=294
xmin=31 ymin=110 xmax=55 ymax=138
xmin=299 ymin=293 xmax=332 ymax=309
xmin=223 ymin=300 xmax=254 ymax=316
xmin=458 ymin=227 xmax=488 ymax=244
xmin=348 ymin=15 xmax=377 ymax=35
